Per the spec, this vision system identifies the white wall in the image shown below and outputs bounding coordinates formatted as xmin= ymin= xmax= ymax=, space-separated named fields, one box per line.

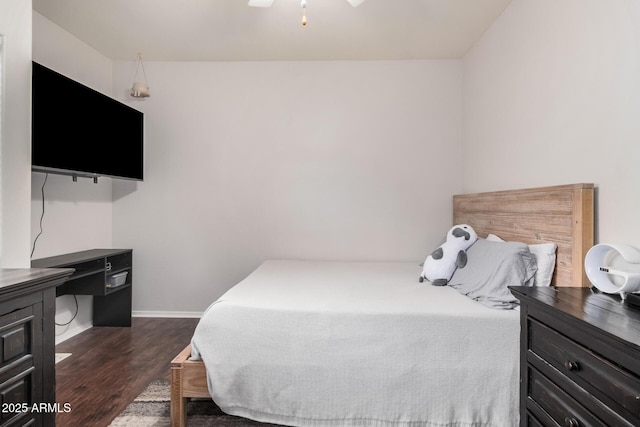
xmin=32 ymin=12 xmax=115 ymax=342
xmin=0 ymin=0 xmax=32 ymax=268
xmin=112 ymin=60 xmax=462 ymax=313
xmin=463 ymin=0 xmax=640 ymax=245
xmin=19 ymin=0 xmax=640 ymax=330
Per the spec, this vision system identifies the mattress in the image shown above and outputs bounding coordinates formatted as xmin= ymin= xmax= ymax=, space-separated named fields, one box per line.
xmin=191 ymin=260 xmax=520 ymax=427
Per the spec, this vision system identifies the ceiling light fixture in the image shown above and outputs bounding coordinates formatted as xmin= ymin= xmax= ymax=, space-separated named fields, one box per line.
xmin=130 ymin=52 xmax=150 ymax=98
xmin=248 ymin=0 xmax=366 ymax=24
xmin=301 ymin=0 xmax=308 ymax=26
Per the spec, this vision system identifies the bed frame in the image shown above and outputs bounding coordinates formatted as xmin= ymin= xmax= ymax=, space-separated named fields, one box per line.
xmin=170 ymin=183 xmax=595 ymax=426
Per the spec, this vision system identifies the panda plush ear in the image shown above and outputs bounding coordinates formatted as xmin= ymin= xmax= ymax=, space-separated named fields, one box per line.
xmin=419 ymin=224 xmax=478 ymax=285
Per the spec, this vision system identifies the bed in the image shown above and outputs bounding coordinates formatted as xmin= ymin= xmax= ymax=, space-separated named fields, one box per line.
xmin=171 ymin=183 xmax=594 ymax=427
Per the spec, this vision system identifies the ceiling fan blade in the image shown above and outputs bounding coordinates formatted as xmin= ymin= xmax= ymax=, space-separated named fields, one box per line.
xmin=248 ymin=0 xmax=274 ymax=7
xmin=248 ymin=0 xmax=363 ymax=8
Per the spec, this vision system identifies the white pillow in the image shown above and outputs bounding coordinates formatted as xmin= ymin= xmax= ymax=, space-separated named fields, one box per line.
xmin=485 ymin=234 xmax=557 ymax=286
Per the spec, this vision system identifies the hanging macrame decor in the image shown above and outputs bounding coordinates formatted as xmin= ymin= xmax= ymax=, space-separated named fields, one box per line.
xmin=130 ymin=52 xmax=150 ymax=98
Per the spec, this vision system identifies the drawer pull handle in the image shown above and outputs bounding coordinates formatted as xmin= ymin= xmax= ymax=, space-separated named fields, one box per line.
xmin=565 ymin=361 xmax=580 ymax=371
xmin=564 ymin=417 xmax=580 ymax=427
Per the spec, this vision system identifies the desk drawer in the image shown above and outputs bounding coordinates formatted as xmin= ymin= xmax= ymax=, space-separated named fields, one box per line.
xmin=529 ymin=318 xmax=640 ymax=420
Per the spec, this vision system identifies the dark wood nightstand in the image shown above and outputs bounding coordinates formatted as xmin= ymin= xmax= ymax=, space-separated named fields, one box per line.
xmin=510 ymin=286 xmax=640 ymax=427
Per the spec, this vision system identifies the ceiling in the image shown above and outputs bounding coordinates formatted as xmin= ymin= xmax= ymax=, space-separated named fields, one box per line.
xmin=33 ymin=0 xmax=512 ymax=62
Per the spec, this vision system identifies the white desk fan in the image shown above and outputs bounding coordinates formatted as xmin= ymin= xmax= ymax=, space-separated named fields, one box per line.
xmin=584 ymin=244 xmax=640 ymax=299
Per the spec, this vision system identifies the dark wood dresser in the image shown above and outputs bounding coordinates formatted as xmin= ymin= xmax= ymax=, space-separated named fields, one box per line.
xmin=0 ymin=268 xmax=73 ymax=426
xmin=510 ymin=286 xmax=640 ymax=427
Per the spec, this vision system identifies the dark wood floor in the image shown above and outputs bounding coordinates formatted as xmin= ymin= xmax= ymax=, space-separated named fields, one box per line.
xmin=55 ymin=317 xmax=200 ymax=426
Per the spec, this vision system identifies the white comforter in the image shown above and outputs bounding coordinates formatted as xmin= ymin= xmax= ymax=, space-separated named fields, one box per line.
xmin=191 ymin=260 xmax=520 ymax=427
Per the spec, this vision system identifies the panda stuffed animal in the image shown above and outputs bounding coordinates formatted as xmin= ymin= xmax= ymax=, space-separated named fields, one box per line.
xmin=419 ymin=224 xmax=478 ymax=286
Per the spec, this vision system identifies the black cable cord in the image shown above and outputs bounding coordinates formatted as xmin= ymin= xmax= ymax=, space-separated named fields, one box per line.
xmin=30 ymin=173 xmax=80 ymax=326
xmin=30 ymin=173 xmax=48 ymax=259
xmin=56 ymin=295 xmax=79 ymax=326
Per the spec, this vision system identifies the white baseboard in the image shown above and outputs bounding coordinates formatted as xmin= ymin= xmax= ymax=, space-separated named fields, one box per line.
xmin=55 ymin=322 xmax=93 ymax=345
xmin=132 ymin=310 xmax=203 ymax=318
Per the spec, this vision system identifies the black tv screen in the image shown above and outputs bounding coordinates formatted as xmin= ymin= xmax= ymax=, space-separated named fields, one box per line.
xmin=32 ymin=62 xmax=143 ymax=181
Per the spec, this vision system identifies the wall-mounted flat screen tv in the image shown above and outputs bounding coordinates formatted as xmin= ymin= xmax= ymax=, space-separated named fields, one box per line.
xmin=32 ymin=62 xmax=144 ymax=181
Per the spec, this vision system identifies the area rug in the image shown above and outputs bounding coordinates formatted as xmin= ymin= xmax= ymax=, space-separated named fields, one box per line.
xmin=109 ymin=380 xmax=279 ymax=426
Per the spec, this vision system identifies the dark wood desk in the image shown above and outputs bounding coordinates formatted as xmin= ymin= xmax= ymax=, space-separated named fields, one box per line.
xmin=32 ymin=249 xmax=133 ymax=327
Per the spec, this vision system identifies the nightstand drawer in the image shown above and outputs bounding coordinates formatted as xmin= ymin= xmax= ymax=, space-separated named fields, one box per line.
xmin=529 ymin=318 xmax=640 ymax=420
xmin=528 ymin=366 xmax=605 ymax=427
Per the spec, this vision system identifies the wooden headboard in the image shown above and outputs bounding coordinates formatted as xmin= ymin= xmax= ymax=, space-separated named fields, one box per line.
xmin=453 ymin=184 xmax=594 ymax=287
